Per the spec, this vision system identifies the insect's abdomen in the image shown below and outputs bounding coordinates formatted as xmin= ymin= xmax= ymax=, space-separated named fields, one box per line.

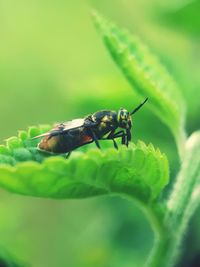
xmin=38 ymin=135 xmax=63 ymax=153
xmin=38 ymin=127 xmax=93 ymax=153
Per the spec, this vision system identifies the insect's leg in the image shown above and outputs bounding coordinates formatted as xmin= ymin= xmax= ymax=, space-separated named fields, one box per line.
xmin=126 ymin=129 xmax=132 ymax=147
xmin=113 ymin=131 xmax=127 ymax=146
xmin=112 ymin=139 xmax=118 ymax=149
xmin=89 ymin=129 xmax=101 ymax=149
xmin=120 ymin=132 xmax=126 ymax=145
xmin=106 ymin=130 xmax=124 ymax=139
xmin=103 ymin=130 xmax=118 ymax=149
xmin=110 ymin=130 xmax=129 ymax=147
xmin=66 ymin=152 xmax=71 ymax=159
xmin=106 ymin=130 xmax=119 ymax=149
xmin=109 ymin=136 xmax=118 ymax=149
xmin=105 ymin=130 xmax=127 ymax=149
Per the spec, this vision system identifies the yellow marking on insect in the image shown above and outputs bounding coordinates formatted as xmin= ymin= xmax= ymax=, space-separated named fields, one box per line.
xmin=117 ymin=112 xmax=121 ymax=122
xmin=91 ymin=115 xmax=97 ymax=122
xmin=98 ymin=122 xmax=107 ymax=131
xmin=102 ymin=115 xmax=109 ymax=122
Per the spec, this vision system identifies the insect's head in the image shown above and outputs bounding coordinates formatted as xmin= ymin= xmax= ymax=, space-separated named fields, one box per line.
xmin=117 ymin=108 xmax=132 ymax=129
xmin=117 ymin=98 xmax=148 ymax=129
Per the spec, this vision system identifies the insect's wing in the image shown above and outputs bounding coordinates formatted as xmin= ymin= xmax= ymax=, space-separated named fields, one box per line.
xmin=32 ymin=119 xmax=85 ymax=140
xmin=61 ymin=119 xmax=85 ymax=131
xmin=32 ymin=132 xmax=51 ymax=140
xmin=32 ymin=124 xmax=64 ymax=140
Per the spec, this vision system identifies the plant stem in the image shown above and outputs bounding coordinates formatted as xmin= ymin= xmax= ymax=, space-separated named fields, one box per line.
xmin=143 ymin=204 xmax=171 ymax=267
xmin=146 ymin=131 xmax=200 ymax=267
xmin=145 ymin=236 xmax=172 ymax=267
xmin=174 ymin=125 xmax=187 ymax=161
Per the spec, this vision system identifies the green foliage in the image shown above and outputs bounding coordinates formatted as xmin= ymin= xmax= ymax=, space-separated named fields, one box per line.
xmin=0 ymin=125 xmax=51 ymax=165
xmin=0 ymin=249 xmax=25 ymax=267
xmin=92 ymin=11 xmax=186 ymax=157
xmin=0 ymin=127 xmax=169 ymax=202
xmin=147 ymin=131 xmax=200 ymax=267
xmin=164 ymin=131 xmax=200 ymax=265
xmin=159 ymin=0 xmax=200 ymax=37
xmin=0 ymin=5 xmax=199 ymax=267
xmin=91 ymin=10 xmax=200 ymax=267
xmin=168 ymin=131 xmax=200 ymax=221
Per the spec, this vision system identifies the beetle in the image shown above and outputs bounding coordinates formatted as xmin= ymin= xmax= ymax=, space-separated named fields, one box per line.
xmin=33 ymin=98 xmax=148 ymax=157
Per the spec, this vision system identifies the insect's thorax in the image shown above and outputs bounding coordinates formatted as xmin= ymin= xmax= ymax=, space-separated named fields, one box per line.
xmin=90 ymin=110 xmax=118 ymax=138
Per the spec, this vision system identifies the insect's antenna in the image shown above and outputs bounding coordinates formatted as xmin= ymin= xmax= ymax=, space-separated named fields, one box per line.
xmin=130 ymin=98 xmax=148 ymax=115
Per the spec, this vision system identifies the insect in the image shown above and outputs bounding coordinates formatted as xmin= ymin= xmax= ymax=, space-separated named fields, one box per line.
xmin=33 ymin=98 xmax=148 ymax=157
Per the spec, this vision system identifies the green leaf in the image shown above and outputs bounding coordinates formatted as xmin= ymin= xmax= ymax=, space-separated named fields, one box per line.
xmin=0 ymin=248 xmax=26 ymax=267
xmin=159 ymin=0 xmax=200 ymax=37
xmin=0 ymin=126 xmax=169 ymax=203
xmin=147 ymin=131 xmax=200 ymax=267
xmin=92 ymin=10 xmax=186 ymax=158
xmin=167 ymin=131 xmax=200 ymax=220
xmin=156 ymin=0 xmax=195 ymax=11
xmin=0 ymin=125 xmax=51 ymax=165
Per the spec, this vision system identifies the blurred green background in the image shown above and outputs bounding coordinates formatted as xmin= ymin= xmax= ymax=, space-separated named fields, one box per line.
xmin=0 ymin=0 xmax=199 ymax=266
